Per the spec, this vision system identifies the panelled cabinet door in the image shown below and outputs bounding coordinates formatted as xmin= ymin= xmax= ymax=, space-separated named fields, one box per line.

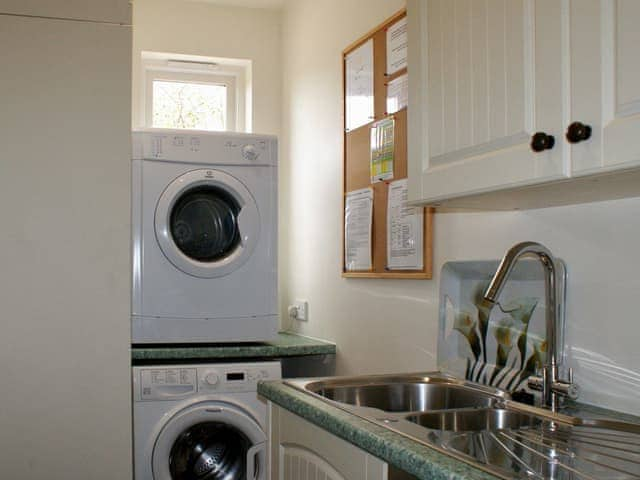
xmin=407 ymin=0 xmax=569 ymax=204
xmin=281 ymin=446 xmax=347 ymax=480
xmin=269 ymin=405 xmax=387 ymax=480
xmin=571 ymin=0 xmax=640 ymax=175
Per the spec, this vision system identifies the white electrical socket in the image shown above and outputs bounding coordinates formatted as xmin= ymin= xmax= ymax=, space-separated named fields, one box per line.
xmin=293 ymin=300 xmax=308 ymax=321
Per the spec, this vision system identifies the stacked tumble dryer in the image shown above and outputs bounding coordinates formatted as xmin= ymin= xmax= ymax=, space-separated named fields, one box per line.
xmin=131 ymin=128 xmax=278 ymax=344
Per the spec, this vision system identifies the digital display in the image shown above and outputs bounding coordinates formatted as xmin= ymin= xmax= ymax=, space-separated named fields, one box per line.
xmin=226 ymin=372 xmax=245 ymax=381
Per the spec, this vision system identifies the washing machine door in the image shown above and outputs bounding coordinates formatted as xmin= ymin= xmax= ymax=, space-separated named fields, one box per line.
xmin=152 ymin=401 xmax=266 ymax=480
xmin=155 ymin=169 xmax=259 ymax=278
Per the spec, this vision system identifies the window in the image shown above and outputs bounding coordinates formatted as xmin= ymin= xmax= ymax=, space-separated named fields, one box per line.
xmin=152 ymin=80 xmax=227 ymax=131
xmin=141 ymin=52 xmax=251 ymax=132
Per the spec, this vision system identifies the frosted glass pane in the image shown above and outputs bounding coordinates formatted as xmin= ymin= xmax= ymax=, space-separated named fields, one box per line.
xmin=152 ymin=80 xmax=227 ymax=131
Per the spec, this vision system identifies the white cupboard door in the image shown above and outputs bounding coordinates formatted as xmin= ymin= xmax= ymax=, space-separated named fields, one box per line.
xmin=568 ymin=0 xmax=602 ymax=174
xmin=408 ymin=0 xmax=569 ymax=204
xmin=0 ymin=13 xmax=132 ymax=480
xmin=571 ymin=0 xmax=640 ymax=175
xmin=270 ymin=405 xmax=387 ymax=480
xmin=281 ymin=446 xmax=347 ymax=480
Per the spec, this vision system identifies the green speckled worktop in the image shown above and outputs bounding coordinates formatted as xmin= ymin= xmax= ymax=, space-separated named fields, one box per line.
xmin=259 ymin=380 xmax=640 ymax=480
xmin=131 ymin=331 xmax=336 ymax=361
xmin=258 ymin=380 xmax=500 ymax=480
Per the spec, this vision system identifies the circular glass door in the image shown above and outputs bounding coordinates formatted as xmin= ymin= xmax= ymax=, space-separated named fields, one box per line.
xmin=169 ymin=422 xmax=249 ymax=480
xmin=152 ymin=402 xmax=266 ymax=480
xmin=170 ymin=186 xmax=241 ymax=263
xmin=155 ymin=169 xmax=260 ymax=278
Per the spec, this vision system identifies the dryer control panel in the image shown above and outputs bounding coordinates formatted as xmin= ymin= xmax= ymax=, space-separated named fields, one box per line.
xmin=133 ymin=361 xmax=282 ymax=401
xmin=132 ymin=128 xmax=277 ymax=167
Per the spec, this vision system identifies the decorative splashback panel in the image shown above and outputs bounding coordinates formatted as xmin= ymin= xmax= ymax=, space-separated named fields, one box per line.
xmin=438 ymin=260 xmax=566 ymax=393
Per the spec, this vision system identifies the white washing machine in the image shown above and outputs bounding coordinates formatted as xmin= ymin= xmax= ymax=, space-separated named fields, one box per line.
xmin=132 ymin=129 xmax=278 ymax=343
xmin=133 ymin=361 xmax=281 ymax=480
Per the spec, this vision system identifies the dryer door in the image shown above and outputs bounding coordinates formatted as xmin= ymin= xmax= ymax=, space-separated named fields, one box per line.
xmin=155 ymin=169 xmax=259 ymax=278
xmin=152 ymin=401 xmax=267 ymax=480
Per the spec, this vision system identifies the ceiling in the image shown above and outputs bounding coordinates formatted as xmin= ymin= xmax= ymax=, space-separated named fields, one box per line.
xmin=184 ymin=0 xmax=284 ymax=9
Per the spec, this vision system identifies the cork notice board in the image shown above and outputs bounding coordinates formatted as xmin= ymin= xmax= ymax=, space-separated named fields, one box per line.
xmin=342 ymin=9 xmax=433 ymax=279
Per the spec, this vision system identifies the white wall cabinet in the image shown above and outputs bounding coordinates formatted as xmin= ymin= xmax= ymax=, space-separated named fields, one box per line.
xmin=269 ymin=404 xmax=388 ymax=480
xmin=408 ymin=0 xmax=640 ymax=209
xmin=570 ymin=0 xmax=640 ymax=176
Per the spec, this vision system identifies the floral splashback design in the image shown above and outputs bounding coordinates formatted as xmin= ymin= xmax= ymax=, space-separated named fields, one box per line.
xmin=438 ymin=260 xmax=557 ymax=393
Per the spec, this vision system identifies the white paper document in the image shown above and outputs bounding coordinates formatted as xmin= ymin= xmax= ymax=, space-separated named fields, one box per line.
xmin=386 ymin=73 xmax=408 ymax=114
xmin=386 ymin=17 xmax=408 ymax=75
xmin=344 ymin=188 xmax=373 ymax=271
xmin=387 ymin=179 xmax=423 ymax=270
xmin=345 ymin=39 xmax=374 ymax=131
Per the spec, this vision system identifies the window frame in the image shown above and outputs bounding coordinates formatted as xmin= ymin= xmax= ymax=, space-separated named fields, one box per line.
xmin=141 ymin=54 xmax=248 ymax=132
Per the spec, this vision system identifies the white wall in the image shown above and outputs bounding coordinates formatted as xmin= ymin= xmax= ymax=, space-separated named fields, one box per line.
xmin=0 ymin=7 xmax=132 ymax=479
xmin=281 ymin=0 xmax=640 ymax=416
xmin=132 ymin=0 xmax=282 ymax=136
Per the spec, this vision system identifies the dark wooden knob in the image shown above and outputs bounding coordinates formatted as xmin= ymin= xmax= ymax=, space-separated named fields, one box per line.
xmin=531 ymin=132 xmax=555 ymax=152
xmin=566 ymin=121 xmax=592 ymax=143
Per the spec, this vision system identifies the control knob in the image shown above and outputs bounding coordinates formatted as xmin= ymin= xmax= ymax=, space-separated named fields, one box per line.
xmin=204 ymin=372 xmax=219 ymax=386
xmin=242 ymin=144 xmax=259 ymax=161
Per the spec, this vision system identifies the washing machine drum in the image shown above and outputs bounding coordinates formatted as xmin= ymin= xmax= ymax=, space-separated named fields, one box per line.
xmin=155 ymin=169 xmax=260 ymax=278
xmin=169 ymin=422 xmax=249 ymax=479
xmin=152 ymin=402 xmax=266 ymax=480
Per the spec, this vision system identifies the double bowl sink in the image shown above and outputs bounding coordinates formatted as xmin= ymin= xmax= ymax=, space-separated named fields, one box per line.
xmin=304 ymin=374 xmax=536 ymax=432
xmin=286 ymin=373 xmax=640 ymax=479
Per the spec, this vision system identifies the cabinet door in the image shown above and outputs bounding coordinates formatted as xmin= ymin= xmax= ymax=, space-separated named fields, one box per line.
xmin=408 ymin=0 xmax=569 ymax=204
xmin=571 ymin=0 xmax=640 ymax=175
xmin=269 ymin=405 xmax=387 ymax=480
xmin=0 ymin=14 xmax=132 ymax=480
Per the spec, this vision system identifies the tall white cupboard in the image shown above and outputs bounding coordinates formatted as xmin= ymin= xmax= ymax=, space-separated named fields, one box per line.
xmin=0 ymin=2 xmax=132 ymax=479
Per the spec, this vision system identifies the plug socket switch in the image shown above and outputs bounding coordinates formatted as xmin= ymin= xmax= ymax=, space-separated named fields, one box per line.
xmin=288 ymin=300 xmax=308 ymax=321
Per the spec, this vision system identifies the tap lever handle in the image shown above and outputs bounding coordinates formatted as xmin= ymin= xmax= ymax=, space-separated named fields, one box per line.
xmin=527 ymin=375 xmax=544 ymax=392
xmin=552 ymin=380 xmax=580 ymax=400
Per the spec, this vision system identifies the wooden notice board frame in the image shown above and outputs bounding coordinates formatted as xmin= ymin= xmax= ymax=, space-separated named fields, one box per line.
xmin=342 ymin=9 xmax=433 ymax=279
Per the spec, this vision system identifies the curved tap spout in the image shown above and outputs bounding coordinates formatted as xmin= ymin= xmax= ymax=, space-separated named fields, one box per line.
xmin=482 ymin=242 xmax=577 ymax=411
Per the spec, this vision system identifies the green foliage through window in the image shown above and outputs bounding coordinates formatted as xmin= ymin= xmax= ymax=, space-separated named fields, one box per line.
xmin=152 ymin=80 xmax=227 ymax=131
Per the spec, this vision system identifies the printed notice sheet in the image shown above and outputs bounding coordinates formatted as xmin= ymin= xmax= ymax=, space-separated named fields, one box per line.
xmin=345 ymin=39 xmax=374 ymax=131
xmin=344 ymin=188 xmax=373 ymax=271
xmin=387 ymin=179 xmax=423 ymax=270
xmin=370 ymin=117 xmax=395 ymax=183
xmin=386 ymin=17 xmax=408 ymax=75
xmin=386 ymin=73 xmax=408 ymax=114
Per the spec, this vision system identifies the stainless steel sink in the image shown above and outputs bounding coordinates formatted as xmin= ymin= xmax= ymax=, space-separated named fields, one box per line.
xmin=286 ymin=372 xmax=640 ymax=479
xmin=405 ymin=408 xmax=541 ymax=432
xmin=303 ymin=375 xmax=501 ymax=412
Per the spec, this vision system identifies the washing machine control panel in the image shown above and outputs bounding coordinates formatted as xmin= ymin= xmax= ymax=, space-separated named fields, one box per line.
xmin=139 ymin=368 xmax=197 ymax=401
xmin=135 ymin=362 xmax=281 ymax=400
xmin=198 ymin=361 xmax=281 ymax=393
